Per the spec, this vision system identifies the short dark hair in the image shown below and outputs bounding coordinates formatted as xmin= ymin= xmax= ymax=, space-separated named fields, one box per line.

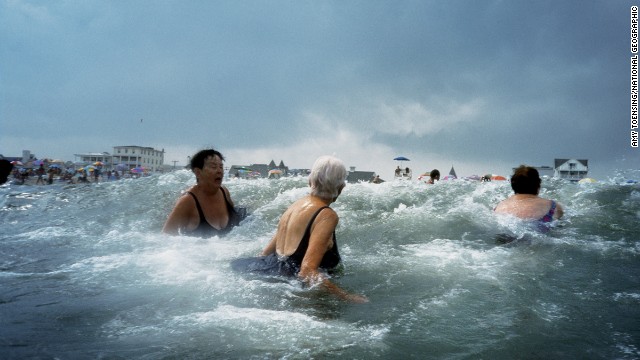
xmin=190 ymin=149 xmax=225 ymax=170
xmin=510 ymin=165 xmax=541 ymax=195
xmin=430 ymin=169 xmax=440 ymax=180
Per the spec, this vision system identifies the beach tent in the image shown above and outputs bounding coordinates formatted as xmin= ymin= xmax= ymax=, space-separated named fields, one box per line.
xmin=448 ymin=166 xmax=457 ymax=179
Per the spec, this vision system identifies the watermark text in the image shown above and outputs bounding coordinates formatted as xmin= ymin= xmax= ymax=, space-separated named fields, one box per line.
xmin=632 ymin=6 xmax=639 ymax=147
xmin=632 ymin=6 xmax=638 ymax=53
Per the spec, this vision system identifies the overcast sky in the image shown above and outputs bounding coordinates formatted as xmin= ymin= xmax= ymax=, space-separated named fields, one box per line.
xmin=1 ymin=0 xmax=638 ymax=179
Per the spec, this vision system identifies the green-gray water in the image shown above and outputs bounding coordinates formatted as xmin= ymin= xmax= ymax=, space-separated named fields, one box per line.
xmin=1 ymin=171 xmax=639 ymax=359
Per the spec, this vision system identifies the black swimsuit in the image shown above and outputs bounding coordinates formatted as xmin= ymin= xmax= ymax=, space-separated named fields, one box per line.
xmin=184 ymin=189 xmax=239 ymax=237
xmin=231 ymin=206 xmax=341 ymax=276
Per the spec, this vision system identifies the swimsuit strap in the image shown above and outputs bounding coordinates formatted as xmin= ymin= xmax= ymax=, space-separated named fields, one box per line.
xmin=220 ymin=187 xmax=235 ymax=215
xmin=186 ymin=192 xmax=206 ymax=222
xmin=541 ymin=200 xmax=556 ymax=222
xmin=289 ymin=206 xmax=332 ymax=262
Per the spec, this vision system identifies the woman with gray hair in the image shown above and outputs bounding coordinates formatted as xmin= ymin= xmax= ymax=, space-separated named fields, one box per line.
xmin=232 ymin=155 xmax=367 ymax=303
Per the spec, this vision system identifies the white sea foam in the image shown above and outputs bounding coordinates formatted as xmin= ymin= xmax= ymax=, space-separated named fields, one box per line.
xmin=1 ymin=174 xmax=639 ymax=358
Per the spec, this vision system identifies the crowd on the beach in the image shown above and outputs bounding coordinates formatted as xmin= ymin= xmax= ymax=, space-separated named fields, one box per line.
xmin=5 ymin=163 xmax=148 ymax=185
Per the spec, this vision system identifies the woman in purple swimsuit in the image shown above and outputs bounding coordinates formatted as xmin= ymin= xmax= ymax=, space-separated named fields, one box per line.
xmin=163 ymin=149 xmax=242 ymax=237
xmin=494 ymin=165 xmax=564 ymax=222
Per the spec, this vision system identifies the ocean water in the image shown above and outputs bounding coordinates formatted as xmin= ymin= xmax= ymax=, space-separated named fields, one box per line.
xmin=1 ymin=170 xmax=639 ymax=359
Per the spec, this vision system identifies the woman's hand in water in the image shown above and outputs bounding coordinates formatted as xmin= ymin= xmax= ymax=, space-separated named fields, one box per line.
xmin=344 ymin=293 xmax=369 ymax=304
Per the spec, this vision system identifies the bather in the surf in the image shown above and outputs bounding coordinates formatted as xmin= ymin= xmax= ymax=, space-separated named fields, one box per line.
xmin=232 ymin=155 xmax=368 ymax=303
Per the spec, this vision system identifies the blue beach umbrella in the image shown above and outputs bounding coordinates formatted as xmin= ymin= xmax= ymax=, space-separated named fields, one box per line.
xmin=393 ymin=156 xmax=410 ymax=161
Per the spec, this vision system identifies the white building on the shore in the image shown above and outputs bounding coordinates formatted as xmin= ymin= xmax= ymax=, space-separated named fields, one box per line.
xmin=74 ymin=146 xmax=165 ymax=172
xmin=112 ymin=146 xmax=165 ymax=172
xmin=554 ymin=159 xmax=588 ymax=182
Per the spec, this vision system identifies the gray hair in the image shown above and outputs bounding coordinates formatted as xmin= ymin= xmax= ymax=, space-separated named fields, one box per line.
xmin=309 ymin=155 xmax=347 ymax=200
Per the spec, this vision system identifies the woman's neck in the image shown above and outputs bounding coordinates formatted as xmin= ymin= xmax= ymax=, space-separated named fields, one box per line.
xmin=195 ymin=183 xmax=220 ymax=196
xmin=513 ymin=193 xmax=538 ymax=199
xmin=308 ymin=194 xmax=332 ymax=206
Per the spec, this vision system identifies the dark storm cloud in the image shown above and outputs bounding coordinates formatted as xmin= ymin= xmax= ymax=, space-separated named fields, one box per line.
xmin=1 ymin=1 xmax=637 ymax=176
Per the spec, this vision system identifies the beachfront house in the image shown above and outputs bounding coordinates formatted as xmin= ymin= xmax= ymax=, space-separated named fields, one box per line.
xmin=75 ymin=146 xmax=165 ymax=172
xmin=112 ymin=146 xmax=165 ymax=172
xmin=554 ymin=159 xmax=588 ymax=182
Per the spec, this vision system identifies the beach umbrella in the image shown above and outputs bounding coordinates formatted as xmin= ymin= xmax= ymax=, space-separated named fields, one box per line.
xmin=10 ymin=160 xmax=23 ymax=166
xmin=85 ymin=165 xmax=95 ymax=172
xmin=49 ymin=164 xmax=61 ymax=169
xmin=491 ymin=175 xmax=507 ymax=181
xmin=33 ymin=159 xmax=44 ymax=166
xmin=268 ymin=169 xmax=282 ymax=175
xmin=394 ymin=157 xmax=410 ymax=173
xmin=116 ymin=164 xmax=128 ymax=171
xmin=94 ymin=161 xmax=104 ymax=166
xmin=131 ymin=167 xmax=145 ymax=173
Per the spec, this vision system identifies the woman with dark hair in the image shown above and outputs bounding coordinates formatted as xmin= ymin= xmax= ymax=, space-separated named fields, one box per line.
xmin=494 ymin=165 xmax=564 ymax=222
xmin=427 ymin=169 xmax=440 ymax=184
xmin=163 ymin=149 xmax=243 ymax=237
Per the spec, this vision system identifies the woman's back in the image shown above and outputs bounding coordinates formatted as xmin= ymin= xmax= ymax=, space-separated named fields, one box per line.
xmin=275 ymin=197 xmax=337 ymax=256
xmin=495 ymin=195 xmax=560 ymax=221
